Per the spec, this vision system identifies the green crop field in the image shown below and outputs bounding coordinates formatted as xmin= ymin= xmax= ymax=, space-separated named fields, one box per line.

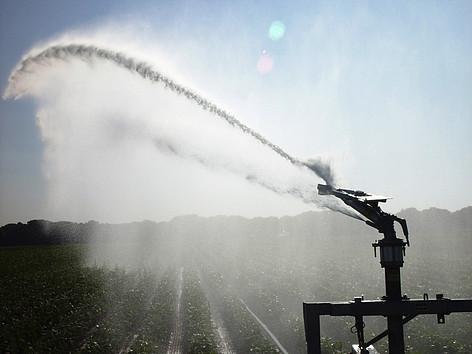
xmin=0 ymin=245 xmax=174 ymax=353
xmin=1 ymin=229 xmax=471 ymax=354
xmin=0 ymin=245 xmax=286 ymax=353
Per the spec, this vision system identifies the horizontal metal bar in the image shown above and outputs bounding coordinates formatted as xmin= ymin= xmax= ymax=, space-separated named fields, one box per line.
xmin=303 ymin=298 xmax=472 ymax=317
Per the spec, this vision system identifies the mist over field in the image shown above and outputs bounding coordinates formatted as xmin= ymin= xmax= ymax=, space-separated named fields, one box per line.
xmin=1 ymin=208 xmax=472 ymax=353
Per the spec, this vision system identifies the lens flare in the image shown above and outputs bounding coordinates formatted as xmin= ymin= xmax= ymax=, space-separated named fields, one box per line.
xmin=257 ymin=50 xmax=274 ymax=75
xmin=268 ymin=21 xmax=285 ymax=41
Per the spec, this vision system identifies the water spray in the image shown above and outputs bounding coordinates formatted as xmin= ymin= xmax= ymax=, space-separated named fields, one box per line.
xmin=4 ymin=43 xmax=334 ymax=185
xmin=4 ymin=41 xmax=362 ymax=219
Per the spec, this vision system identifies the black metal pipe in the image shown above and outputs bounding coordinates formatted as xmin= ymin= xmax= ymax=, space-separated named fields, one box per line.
xmin=303 ymin=303 xmax=321 ymax=354
xmin=387 ymin=314 xmax=405 ymax=353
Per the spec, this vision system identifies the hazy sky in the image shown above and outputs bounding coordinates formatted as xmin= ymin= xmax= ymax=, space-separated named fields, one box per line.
xmin=1 ymin=0 xmax=471 ymax=225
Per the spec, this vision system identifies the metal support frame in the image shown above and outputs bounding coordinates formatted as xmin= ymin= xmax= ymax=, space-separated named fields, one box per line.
xmin=305 ymin=185 xmax=472 ymax=353
xmin=303 ymin=297 xmax=472 ymax=354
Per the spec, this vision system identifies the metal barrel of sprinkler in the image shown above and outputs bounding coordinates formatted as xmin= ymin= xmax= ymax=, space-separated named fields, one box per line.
xmin=303 ymin=184 xmax=472 ymax=354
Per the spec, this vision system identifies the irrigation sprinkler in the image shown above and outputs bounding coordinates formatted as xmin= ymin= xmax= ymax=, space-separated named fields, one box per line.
xmin=303 ymin=184 xmax=472 ymax=354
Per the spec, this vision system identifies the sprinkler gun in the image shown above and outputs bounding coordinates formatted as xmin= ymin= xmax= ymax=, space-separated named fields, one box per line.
xmin=317 ymin=184 xmax=409 ymax=246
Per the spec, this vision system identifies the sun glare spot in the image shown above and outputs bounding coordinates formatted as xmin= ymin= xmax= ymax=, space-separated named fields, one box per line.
xmin=257 ymin=51 xmax=274 ymax=75
xmin=268 ymin=21 xmax=285 ymax=41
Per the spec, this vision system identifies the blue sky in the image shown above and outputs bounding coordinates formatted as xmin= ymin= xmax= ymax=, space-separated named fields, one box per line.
xmin=1 ymin=1 xmax=471 ymax=224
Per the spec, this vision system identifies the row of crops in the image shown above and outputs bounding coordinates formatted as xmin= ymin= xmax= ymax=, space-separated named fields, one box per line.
xmin=196 ymin=265 xmax=281 ymax=353
xmin=191 ymin=249 xmax=350 ymax=354
xmin=180 ymin=269 xmax=219 ymax=353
